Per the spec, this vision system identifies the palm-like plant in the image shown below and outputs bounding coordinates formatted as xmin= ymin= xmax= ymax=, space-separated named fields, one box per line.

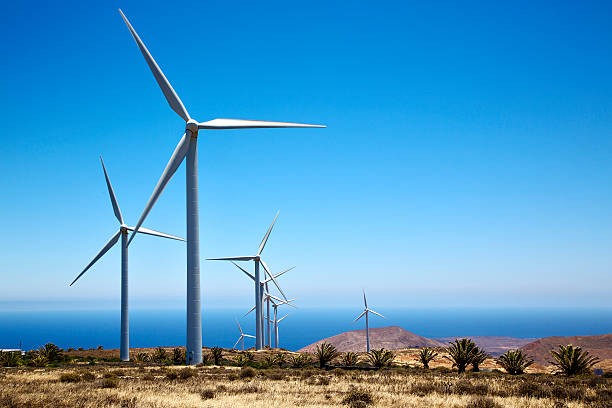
xmin=134 ymin=352 xmax=150 ymax=363
xmin=153 ymin=347 xmax=167 ymax=363
xmin=0 ymin=351 xmax=21 ymax=367
xmin=496 ymin=349 xmax=534 ymax=375
xmin=471 ymin=348 xmax=489 ymax=372
xmin=446 ymin=339 xmax=479 ymax=374
xmin=315 ymin=343 xmax=340 ymax=368
xmin=342 ymin=352 xmax=360 ymax=367
xmin=172 ymin=348 xmax=185 ymax=364
xmin=367 ymin=348 xmax=395 ymax=368
xmin=211 ymin=347 xmax=223 ymax=365
xmin=274 ymin=353 xmax=286 ymax=367
xmin=30 ymin=353 xmax=48 ymax=367
xmin=419 ymin=348 xmax=438 ymax=369
xmin=38 ymin=343 xmax=62 ymax=363
xmin=550 ymin=344 xmax=600 ymax=376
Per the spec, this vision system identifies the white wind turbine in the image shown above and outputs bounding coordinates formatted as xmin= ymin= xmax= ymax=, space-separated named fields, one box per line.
xmin=70 ymin=157 xmax=184 ymax=361
xmin=118 ymin=10 xmax=324 ymax=364
xmin=269 ymin=297 xmax=297 ymax=349
xmin=354 ymin=289 xmax=385 ymax=352
xmin=207 ymin=212 xmax=289 ymax=349
xmin=270 ymin=313 xmax=291 ymax=349
xmin=233 ymin=318 xmax=255 ymax=351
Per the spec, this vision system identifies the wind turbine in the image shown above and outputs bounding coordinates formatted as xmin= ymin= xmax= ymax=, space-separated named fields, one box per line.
xmin=233 ymin=318 xmax=255 ymax=351
xmin=224 ymin=251 xmax=294 ymax=349
xmin=207 ymin=212 xmax=289 ymax=349
xmin=269 ymin=297 xmax=297 ymax=349
xmin=118 ymin=10 xmax=324 ymax=364
xmin=271 ymin=313 xmax=290 ymax=349
xmin=354 ymin=289 xmax=385 ymax=352
xmin=70 ymin=157 xmax=184 ymax=361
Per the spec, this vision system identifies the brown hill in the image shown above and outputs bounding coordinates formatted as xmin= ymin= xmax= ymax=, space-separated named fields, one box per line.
xmin=520 ymin=333 xmax=612 ymax=365
xmin=435 ymin=336 xmax=537 ymax=356
xmin=299 ymin=326 xmax=444 ymax=352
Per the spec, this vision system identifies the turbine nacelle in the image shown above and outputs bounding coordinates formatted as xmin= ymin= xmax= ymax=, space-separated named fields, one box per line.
xmin=185 ymin=119 xmax=199 ymax=134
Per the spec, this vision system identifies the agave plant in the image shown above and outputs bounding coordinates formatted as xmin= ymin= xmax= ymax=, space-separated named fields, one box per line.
xmin=342 ymin=352 xmax=360 ymax=367
xmin=315 ymin=343 xmax=340 ymax=369
xmin=367 ymin=348 xmax=395 ymax=368
xmin=263 ymin=355 xmax=276 ymax=368
xmin=550 ymin=344 xmax=600 ymax=376
xmin=274 ymin=353 xmax=286 ymax=367
xmin=153 ymin=347 xmax=168 ymax=363
xmin=291 ymin=353 xmax=312 ymax=368
xmin=235 ymin=354 xmax=250 ymax=367
xmin=211 ymin=347 xmax=223 ymax=366
xmin=0 ymin=351 xmax=21 ymax=367
xmin=30 ymin=353 xmax=48 ymax=367
xmin=496 ymin=349 xmax=534 ymax=375
xmin=471 ymin=347 xmax=489 ymax=372
xmin=172 ymin=348 xmax=185 ymax=364
xmin=419 ymin=348 xmax=438 ymax=369
xmin=134 ymin=352 xmax=150 ymax=363
xmin=446 ymin=339 xmax=479 ymax=374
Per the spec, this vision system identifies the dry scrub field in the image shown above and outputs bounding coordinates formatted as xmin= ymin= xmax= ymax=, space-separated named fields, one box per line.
xmin=1 ymin=363 xmax=611 ymax=408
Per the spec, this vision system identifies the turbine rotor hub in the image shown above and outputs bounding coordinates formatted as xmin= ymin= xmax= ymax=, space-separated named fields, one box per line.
xmin=185 ymin=119 xmax=199 ymax=134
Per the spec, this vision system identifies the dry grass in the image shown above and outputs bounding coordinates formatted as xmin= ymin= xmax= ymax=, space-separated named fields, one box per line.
xmin=1 ymin=363 xmax=610 ymax=408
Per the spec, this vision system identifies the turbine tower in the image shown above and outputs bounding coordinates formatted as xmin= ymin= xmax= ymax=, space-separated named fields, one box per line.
xmin=118 ymin=10 xmax=324 ymax=364
xmin=269 ymin=297 xmax=297 ymax=349
xmin=233 ymin=318 xmax=255 ymax=351
xmin=271 ymin=313 xmax=290 ymax=349
xmin=354 ymin=289 xmax=385 ymax=352
xmin=70 ymin=157 xmax=184 ymax=361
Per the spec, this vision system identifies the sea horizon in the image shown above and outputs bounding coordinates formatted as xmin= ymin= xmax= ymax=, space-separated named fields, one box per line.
xmin=2 ymin=306 xmax=610 ymax=352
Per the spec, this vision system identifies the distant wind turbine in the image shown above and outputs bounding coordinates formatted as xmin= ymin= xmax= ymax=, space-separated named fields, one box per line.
xmin=233 ymin=318 xmax=255 ymax=351
xmin=269 ymin=297 xmax=297 ymax=349
xmin=118 ymin=9 xmax=323 ymax=365
xmin=70 ymin=157 xmax=184 ymax=361
xmin=354 ymin=289 xmax=385 ymax=352
xmin=207 ymin=212 xmax=289 ymax=349
xmin=270 ymin=313 xmax=291 ymax=349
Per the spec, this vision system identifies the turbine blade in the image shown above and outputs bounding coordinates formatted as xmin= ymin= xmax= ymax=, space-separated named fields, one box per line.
xmin=257 ymin=211 xmax=279 ymax=255
xmin=233 ymin=337 xmax=241 ymax=349
xmin=363 ymin=289 xmax=368 ymax=309
xmin=127 ymin=226 xmax=185 ymax=241
xmin=243 ymin=305 xmax=256 ymax=317
xmin=198 ymin=119 xmax=325 ymax=129
xmin=368 ymin=309 xmax=385 ymax=318
xmin=264 ymin=266 xmax=295 ymax=283
xmin=127 ymin=133 xmax=190 ymax=246
xmin=231 ymin=261 xmax=255 ymax=280
xmin=100 ymin=157 xmax=123 ymax=224
xmin=70 ymin=231 xmax=121 ymax=286
xmin=353 ymin=310 xmax=366 ymax=322
xmin=277 ymin=314 xmax=289 ymax=323
xmin=244 ymin=334 xmax=256 ymax=339
xmin=206 ymin=256 xmax=255 ymax=261
xmin=118 ymin=9 xmax=190 ymax=121
xmin=235 ymin=317 xmax=243 ymax=334
xmin=260 ymin=259 xmax=287 ymax=301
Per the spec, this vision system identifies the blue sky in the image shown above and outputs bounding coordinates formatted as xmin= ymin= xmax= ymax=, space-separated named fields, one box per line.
xmin=1 ymin=0 xmax=611 ymax=311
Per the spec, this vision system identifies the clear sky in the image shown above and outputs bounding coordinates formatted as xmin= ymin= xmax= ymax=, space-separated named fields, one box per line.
xmin=1 ymin=0 xmax=611 ymax=311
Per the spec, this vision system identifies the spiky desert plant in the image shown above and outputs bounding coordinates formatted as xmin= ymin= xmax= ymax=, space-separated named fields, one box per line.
xmin=419 ymin=348 xmax=438 ymax=369
xmin=134 ymin=352 xmax=150 ymax=363
xmin=550 ymin=344 xmax=600 ymax=376
xmin=0 ymin=351 xmax=21 ymax=367
xmin=367 ymin=348 xmax=395 ymax=368
xmin=38 ymin=343 xmax=62 ymax=363
xmin=211 ymin=347 xmax=223 ymax=365
xmin=263 ymin=355 xmax=276 ymax=368
xmin=496 ymin=349 xmax=534 ymax=375
xmin=446 ymin=338 xmax=479 ymax=374
xmin=315 ymin=343 xmax=340 ymax=368
xmin=235 ymin=354 xmax=250 ymax=367
xmin=291 ymin=353 xmax=312 ymax=368
xmin=30 ymin=353 xmax=48 ymax=367
xmin=471 ymin=347 xmax=489 ymax=372
xmin=172 ymin=348 xmax=185 ymax=364
xmin=342 ymin=351 xmax=360 ymax=367
xmin=274 ymin=352 xmax=286 ymax=367
xmin=153 ymin=347 xmax=167 ymax=363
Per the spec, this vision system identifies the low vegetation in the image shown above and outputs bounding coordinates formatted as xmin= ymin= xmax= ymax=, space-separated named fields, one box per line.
xmin=315 ymin=343 xmax=340 ymax=368
xmin=496 ymin=349 xmax=534 ymax=375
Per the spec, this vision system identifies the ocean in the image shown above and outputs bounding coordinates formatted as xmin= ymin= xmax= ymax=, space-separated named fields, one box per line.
xmin=1 ymin=307 xmax=610 ymax=351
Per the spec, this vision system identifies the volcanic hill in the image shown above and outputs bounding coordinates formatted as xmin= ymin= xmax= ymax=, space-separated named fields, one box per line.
xmin=435 ymin=336 xmax=537 ymax=356
xmin=520 ymin=333 xmax=612 ymax=365
xmin=299 ymin=326 xmax=444 ymax=352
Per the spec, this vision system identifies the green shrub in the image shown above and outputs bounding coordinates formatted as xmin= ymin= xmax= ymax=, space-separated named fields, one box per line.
xmin=81 ymin=371 xmax=96 ymax=382
xmin=166 ymin=371 xmax=179 ymax=380
xmin=38 ymin=343 xmax=63 ymax=363
xmin=153 ymin=347 xmax=168 ymax=363
xmin=178 ymin=367 xmax=195 ymax=379
xmin=497 ymin=349 xmax=534 ymax=375
xmin=366 ymin=348 xmax=395 ymax=368
xmin=291 ymin=353 xmax=312 ymax=368
xmin=418 ymin=348 xmax=438 ymax=369
xmin=134 ymin=352 xmax=150 ymax=363
xmin=315 ymin=343 xmax=340 ymax=368
xmin=0 ymin=351 xmax=21 ymax=367
xmin=101 ymin=377 xmax=118 ymax=388
xmin=550 ymin=345 xmax=600 ymax=376
xmin=172 ymin=348 xmax=185 ymax=365
xmin=59 ymin=372 xmax=81 ymax=383
xmin=274 ymin=353 xmax=286 ymax=367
